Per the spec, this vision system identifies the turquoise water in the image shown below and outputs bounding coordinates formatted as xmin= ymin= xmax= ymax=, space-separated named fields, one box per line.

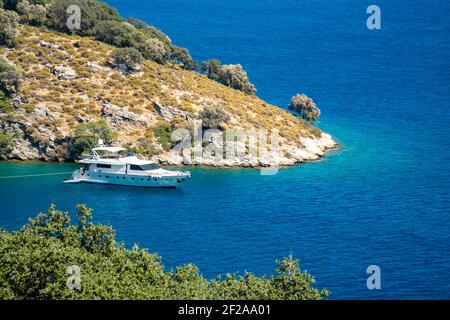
xmin=1 ymin=0 xmax=450 ymax=299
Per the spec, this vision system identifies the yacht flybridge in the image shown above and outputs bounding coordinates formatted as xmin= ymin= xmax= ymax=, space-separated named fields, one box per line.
xmin=64 ymin=146 xmax=190 ymax=188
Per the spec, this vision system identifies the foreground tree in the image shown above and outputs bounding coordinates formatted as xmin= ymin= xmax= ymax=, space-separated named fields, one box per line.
xmin=170 ymin=46 xmax=198 ymax=70
xmin=138 ymin=38 xmax=167 ymax=64
xmin=288 ymin=93 xmax=321 ymax=122
xmin=73 ymin=119 xmax=117 ymax=156
xmin=0 ymin=204 xmax=329 ymax=299
xmin=202 ymin=59 xmax=222 ymax=82
xmin=0 ymin=132 xmax=14 ymax=157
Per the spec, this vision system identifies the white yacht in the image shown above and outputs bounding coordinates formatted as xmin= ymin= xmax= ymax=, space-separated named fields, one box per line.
xmin=64 ymin=146 xmax=190 ymax=188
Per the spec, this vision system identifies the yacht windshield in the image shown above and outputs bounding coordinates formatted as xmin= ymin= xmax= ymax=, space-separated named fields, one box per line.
xmin=129 ymin=163 xmax=160 ymax=171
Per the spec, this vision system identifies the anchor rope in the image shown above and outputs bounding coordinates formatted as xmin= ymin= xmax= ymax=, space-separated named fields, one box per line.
xmin=0 ymin=171 xmax=73 ymax=179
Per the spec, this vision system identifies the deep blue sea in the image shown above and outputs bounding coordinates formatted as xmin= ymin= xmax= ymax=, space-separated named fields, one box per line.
xmin=1 ymin=0 xmax=449 ymax=299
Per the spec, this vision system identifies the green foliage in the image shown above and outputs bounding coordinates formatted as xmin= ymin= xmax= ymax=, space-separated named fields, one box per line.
xmin=110 ymin=47 xmax=143 ymax=70
xmin=93 ymin=20 xmax=137 ymax=47
xmin=218 ymin=64 xmax=256 ymax=95
xmin=0 ymin=8 xmax=19 ymax=47
xmin=135 ymin=136 xmax=161 ymax=158
xmin=202 ymin=60 xmax=256 ymax=95
xmin=0 ymin=57 xmax=21 ymax=94
xmin=45 ymin=0 xmax=195 ymax=67
xmin=127 ymin=17 xmax=171 ymax=47
xmin=0 ymin=132 xmax=14 ymax=156
xmin=199 ymin=105 xmax=230 ymax=129
xmin=73 ymin=119 xmax=117 ymax=156
xmin=288 ymin=93 xmax=321 ymax=122
xmin=170 ymin=45 xmax=198 ymax=70
xmin=151 ymin=121 xmax=174 ymax=151
xmin=202 ymin=59 xmax=222 ymax=82
xmin=0 ymin=204 xmax=329 ymax=299
xmin=16 ymin=0 xmax=46 ymax=26
xmin=47 ymin=0 xmax=122 ymax=35
xmin=0 ymin=90 xmax=13 ymax=112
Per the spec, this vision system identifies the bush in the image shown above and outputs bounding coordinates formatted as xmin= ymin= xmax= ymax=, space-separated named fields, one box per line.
xmin=93 ymin=20 xmax=137 ymax=47
xmin=170 ymin=45 xmax=198 ymax=70
xmin=151 ymin=121 xmax=173 ymax=151
xmin=218 ymin=64 xmax=256 ymax=95
xmin=288 ymin=93 xmax=321 ymax=122
xmin=138 ymin=38 xmax=167 ymax=64
xmin=0 ymin=132 xmax=14 ymax=156
xmin=47 ymin=0 xmax=122 ymax=35
xmin=0 ymin=8 xmax=19 ymax=47
xmin=0 ymin=204 xmax=329 ymax=299
xmin=0 ymin=57 xmax=21 ymax=94
xmin=0 ymin=90 xmax=14 ymax=112
xmin=73 ymin=119 xmax=117 ymax=156
xmin=16 ymin=0 xmax=46 ymax=26
xmin=110 ymin=47 xmax=143 ymax=70
xmin=199 ymin=105 xmax=230 ymax=129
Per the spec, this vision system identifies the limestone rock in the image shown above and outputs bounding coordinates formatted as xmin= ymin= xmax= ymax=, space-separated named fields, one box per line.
xmin=153 ymin=102 xmax=193 ymax=122
xmin=51 ymin=66 xmax=76 ymax=80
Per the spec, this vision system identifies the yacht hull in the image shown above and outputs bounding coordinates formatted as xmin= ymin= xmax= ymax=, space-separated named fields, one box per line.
xmin=65 ymin=171 xmax=189 ymax=188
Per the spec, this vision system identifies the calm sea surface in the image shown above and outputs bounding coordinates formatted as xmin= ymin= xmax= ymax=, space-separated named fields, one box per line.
xmin=1 ymin=0 xmax=449 ymax=299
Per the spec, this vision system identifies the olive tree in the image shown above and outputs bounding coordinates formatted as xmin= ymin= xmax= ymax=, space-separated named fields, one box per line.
xmin=73 ymin=119 xmax=117 ymax=156
xmin=218 ymin=64 xmax=256 ymax=95
xmin=0 ymin=8 xmax=19 ymax=47
xmin=0 ymin=57 xmax=21 ymax=94
xmin=0 ymin=204 xmax=329 ymax=299
xmin=199 ymin=105 xmax=230 ymax=129
xmin=288 ymin=93 xmax=321 ymax=122
xmin=139 ymin=38 xmax=167 ymax=64
xmin=16 ymin=0 xmax=47 ymax=25
xmin=110 ymin=47 xmax=143 ymax=71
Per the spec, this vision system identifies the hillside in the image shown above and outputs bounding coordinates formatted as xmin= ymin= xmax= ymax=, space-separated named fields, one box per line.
xmin=0 ymin=25 xmax=336 ymax=166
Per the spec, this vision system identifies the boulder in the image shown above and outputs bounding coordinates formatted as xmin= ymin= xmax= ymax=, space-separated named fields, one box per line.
xmin=51 ymin=66 xmax=76 ymax=80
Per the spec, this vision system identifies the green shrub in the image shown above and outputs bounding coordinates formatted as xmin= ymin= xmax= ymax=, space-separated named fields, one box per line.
xmin=288 ymin=93 xmax=321 ymax=122
xmin=0 ymin=57 xmax=21 ymax=94
xmin=0 ymin=8 xmax=19 ymax=47
xmin=151 ymin=121 xmax=173 ymax=151
xmin=110 ymin=47 xmax=143 ymax=70
xmin=16 ymin=0 xmax=47 ymax=26
xmin=0 ymin=204 xmax=329 ymax=300
xmin=47 ymin=0 xmax=122 ymax=35
xmin=199 ymin=105 xmax=230 ymax=129
xmin=169 ymin=45 xmax=198 ymax=70
xmin=73 ymin=119 xmax=117 ymax=157
xmin=0 ymin=132 xmax=14 ymax=156
xmin=0 ymin=90 xmax=14 ymax=112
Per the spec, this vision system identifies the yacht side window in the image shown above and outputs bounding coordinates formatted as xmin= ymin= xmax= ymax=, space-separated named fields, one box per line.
xmin=129 ymin=164 xmax=160 ymax=171
xmin=97 ymin=164 xmax=112 ymax=169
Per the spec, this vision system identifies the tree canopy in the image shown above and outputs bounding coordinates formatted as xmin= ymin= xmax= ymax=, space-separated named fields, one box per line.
xmin=73 ymin=119 xmax=117 ymax=156
xmin=202 ymin=60 xmax=257 ymax=95
xmin=0 ymin=57 xmax=21 ymax=95
xmin=0 ymin=8 xmax=19 ymax=47
xmin=0 ymin=204 xmax=329 ymax=299
xmin=288 ymin=93 xmax=321 ymax=122
xmin=110 ymin=47 xmax=143 ymax=71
